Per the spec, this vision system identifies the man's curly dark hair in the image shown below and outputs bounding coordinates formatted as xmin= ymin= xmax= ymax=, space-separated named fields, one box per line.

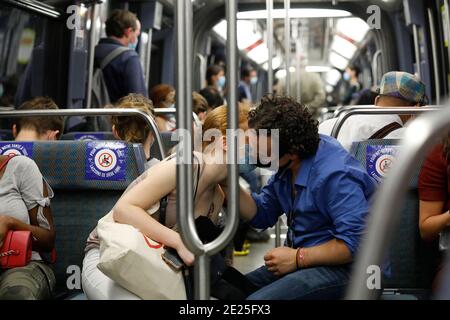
xmin=248 ymin=95 xmax=320 ymax=159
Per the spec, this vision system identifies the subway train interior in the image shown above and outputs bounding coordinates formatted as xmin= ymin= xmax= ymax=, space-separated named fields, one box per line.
xmin=1 ymin=0 xmax=450 ymax=302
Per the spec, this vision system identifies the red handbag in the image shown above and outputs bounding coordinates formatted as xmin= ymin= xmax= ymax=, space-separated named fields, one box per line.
xmin=0 ymin=230 xmax=32 ymax=269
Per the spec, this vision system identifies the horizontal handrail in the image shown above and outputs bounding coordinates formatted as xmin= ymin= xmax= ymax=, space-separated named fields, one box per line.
xmin=346 ymin=106 xmax=450 ymax=299
xmin=0 ymin=109 xmax=166 ymax=159
xmin=331 ymin=107 xmax=441 ymax=138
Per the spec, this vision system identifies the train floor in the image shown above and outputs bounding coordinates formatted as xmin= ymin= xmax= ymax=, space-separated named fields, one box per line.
xmin=233 ymin=225 xmax=288 ymax=275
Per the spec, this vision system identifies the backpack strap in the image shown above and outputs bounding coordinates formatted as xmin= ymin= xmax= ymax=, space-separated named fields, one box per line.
xmin=100 ymin=46 xmax=130 ymax=70
xmin=369 ymin=122 xmax=403 ymax=139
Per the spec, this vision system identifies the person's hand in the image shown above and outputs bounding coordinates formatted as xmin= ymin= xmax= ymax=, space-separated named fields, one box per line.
xmin=176 ymin=240 xmax=195 ymax=266
xmin=264 ymin=247 xmax=297 ymax=276
xmin=0 ymin=216 xmax=11 ymax=248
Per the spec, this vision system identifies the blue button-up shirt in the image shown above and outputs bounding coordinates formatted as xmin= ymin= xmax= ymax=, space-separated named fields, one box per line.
xmin=250 ymin=135 xmax=377 ymax=256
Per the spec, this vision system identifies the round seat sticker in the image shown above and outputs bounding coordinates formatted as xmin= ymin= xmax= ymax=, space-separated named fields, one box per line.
xmin=86 ymin=141 xmax=126 ymax=181
xmin=0 ymin=142 xmax=33 ymax=158
xmin=366 ymin=145 xmax=399 ymax=183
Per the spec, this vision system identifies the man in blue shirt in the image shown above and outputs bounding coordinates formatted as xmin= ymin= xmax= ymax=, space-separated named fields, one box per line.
xmin=94 ymin=10 xmax=148 ymax=103
xmin=238 ymin=95 xmax=377 ymax=299
xmin=238 ymin=68 xmax=257 ymax=104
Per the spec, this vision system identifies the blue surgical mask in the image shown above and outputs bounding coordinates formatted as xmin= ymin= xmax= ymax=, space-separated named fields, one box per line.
xmin=343 ymin=72 xmax=350 ymax=81
xmin=238 ymin=144 xmax=257 ymax=174
xmin=128 ymin=39 xmax=138 ymax=50
xmin=250 ymin=76 xmax=258 ymax=85
xmin=217 ymin=76 xmax=226 ymax=89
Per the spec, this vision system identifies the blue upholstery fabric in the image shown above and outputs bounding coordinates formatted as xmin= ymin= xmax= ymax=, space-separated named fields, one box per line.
xmin=351 ymin=139 xmax=439 ymax=290
xmin=29 ymin=141 xmax=146 ymax=294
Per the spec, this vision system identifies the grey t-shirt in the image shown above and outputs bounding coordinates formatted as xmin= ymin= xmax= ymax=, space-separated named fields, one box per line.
xmin=0 ymin=156 xmax=53 ymax=260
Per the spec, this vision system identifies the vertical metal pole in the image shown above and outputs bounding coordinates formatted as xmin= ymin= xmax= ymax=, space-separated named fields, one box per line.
xmin=296 ymin=39 xmax=302 ymax=102
xmin=226 ymin=0 xmax=240 ymax=270
xmin=427 ymin=9 xmax=440 ymax=105
xmin=145 ymin=28 xmax=153 ymax=84
xmin=266 ymin=0 xmax=274 ymax=94
xmin=175 ymin=0 xmax=201 ymax=299
xmin=412 ymin=24 xmax=422 ymax=79
xmin=284 ymin=0 xmax=291 ymax=96
xmin=86 ymin=3 xmax=98 ymax=109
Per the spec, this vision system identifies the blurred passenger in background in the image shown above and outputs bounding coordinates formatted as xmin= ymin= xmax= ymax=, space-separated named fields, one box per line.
xmin=341 ymin=65 xmax=362 ymax=106
xmin=199 ymin=87 xmax=225 ymax=110
xmin=149 ymin=84 xmax=176 ymax=132
xmin=205 ymin=65 xmax=226 ymax=96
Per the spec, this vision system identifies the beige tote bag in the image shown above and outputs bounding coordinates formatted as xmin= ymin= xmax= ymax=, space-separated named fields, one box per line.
xmin=96 ymin=212 xmax=187 ymax=300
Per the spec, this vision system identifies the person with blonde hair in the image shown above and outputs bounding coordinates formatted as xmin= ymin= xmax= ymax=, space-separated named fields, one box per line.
xmin=109 ymin=93 xmax=155 ymax=162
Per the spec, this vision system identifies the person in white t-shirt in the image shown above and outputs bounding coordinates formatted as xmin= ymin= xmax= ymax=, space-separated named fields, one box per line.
xmin=319 ymin=71 xmax=428 ymax=151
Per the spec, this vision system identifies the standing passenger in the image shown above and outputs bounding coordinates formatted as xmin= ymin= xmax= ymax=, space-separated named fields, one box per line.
xmin=95 ymin=9 xmax=147 ymax=104
xmin=205 ymin=65 xmax=226 ymax=96
xmin=238 ymin=68 xmax=257 ymax=104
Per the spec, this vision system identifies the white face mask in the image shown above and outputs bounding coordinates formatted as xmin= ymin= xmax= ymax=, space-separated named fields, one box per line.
xmin=250 ymin=76 xmax=258 ymax=85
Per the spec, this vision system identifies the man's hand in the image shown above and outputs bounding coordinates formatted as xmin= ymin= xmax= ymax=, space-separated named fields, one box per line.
xmin=264 ymin=246 xmax=297 ymax=276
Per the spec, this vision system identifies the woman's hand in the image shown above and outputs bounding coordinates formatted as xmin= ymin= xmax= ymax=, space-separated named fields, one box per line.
xmin=0 ymin=216 xmax=11 ymax=248
xmin=264 ymin=247 xmax=297 ymax=276
xmin=176 ymin=241 xmax=195 ymax=266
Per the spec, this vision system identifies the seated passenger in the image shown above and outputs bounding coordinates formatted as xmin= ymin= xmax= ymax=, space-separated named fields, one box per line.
xmin=199 ymin=86 xmax=224 ymax=110
xmin=149 ymin=84 xmax=176 ymax=132
xmin=0 ymin=154 xmax=56 ymax=299
xmin=418 ymin=135 xmax=450 ymax=292
xmin=319 ymin=71 xmax=428 ymax=151
xmin=233 ymin=95 xmax=377 ymax=300
xmin=110 ymin=94 xmax=156 ymax=164
xmin=12 ymin=97 xmax=64 ymax=141
xmin=82 ymin=105 xmax=251 ymax=300
xmin=192 ymin=92 xmax=209 ymax=124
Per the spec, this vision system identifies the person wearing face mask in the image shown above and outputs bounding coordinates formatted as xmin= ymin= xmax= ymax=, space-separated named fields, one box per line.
xmin=94 ymin=9 xmax=148 ymax=104
xmin=341 ymin=65 xmax=362 ymax=106
xmin=221 ymin=95 xmax=377 ymax=300
xmin=82 ymin=104 xmax=259 ymax=300
xmin=205 ymin=65 xmax=226 ymax=96
xmin=238 ymin=67 xmax=257 ymax=105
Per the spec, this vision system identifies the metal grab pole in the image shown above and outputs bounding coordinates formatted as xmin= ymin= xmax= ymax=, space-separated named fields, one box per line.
xmin=346 ymin=107 xmax=450 ymax=299
xmin=173 ymin=0 xmax=240 ymax=300
xmin=86 ymin=3 xmax=99 ymax=109
xmin=266 ymin=0 xmax=274 ymax=94
xmin=427 ymin=9 xmax=440 ymax=105
xmin=412 ymin=24 xmax=422 ymax=79
xmin=296 ymin=39 xmax=302 ymax=102
xmin=175 ymin=0 xmax=204 ymax=299
xmin=330 ymin=106 xmax=441 ymax=139
xmin=225 ymin=0 xmax=240 ymax=264
xmin=0 ymin=109 xmax=165 ymax=158
xmin=284 ymin=0 xmax=291 ymax=96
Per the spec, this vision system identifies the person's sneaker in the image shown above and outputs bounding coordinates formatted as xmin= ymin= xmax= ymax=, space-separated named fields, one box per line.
xmin=233 ymin=249 xmax=250 ymax=256
xmin=246 ymin=228 xmax=270 ymax=242
xmin=243 ymin=240 xmax=251 ymax=250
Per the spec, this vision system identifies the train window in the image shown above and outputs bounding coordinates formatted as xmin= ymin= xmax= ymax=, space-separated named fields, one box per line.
xmin=0 ymin=3 xmax=47 ymax=109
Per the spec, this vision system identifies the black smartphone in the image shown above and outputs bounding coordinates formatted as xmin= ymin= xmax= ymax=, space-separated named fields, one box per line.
xmin=161 ymin=247 xmax=185 ymax=271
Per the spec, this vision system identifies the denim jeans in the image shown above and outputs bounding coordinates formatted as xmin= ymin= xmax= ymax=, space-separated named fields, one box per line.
xmin=246 ymin=264 xmax=352 ymax=300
